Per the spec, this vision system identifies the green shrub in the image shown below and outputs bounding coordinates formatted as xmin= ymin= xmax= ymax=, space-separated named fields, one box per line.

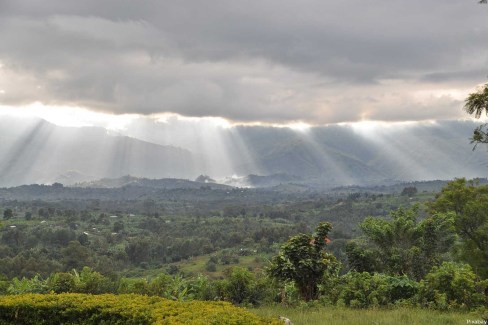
xmin=188 ymin=274 xmax=216 ymax=301
xmin=7 ymin=275 xmax=48 ymax=294
xmin=117 ymin=277 xmax=150 ymax=295
xmin=222 ymin=267 xmax=274 ymax=306
xmin=416 ymin=262 xmax=488 ymax=310
xmin=73 ymin=267 xmax=114 ymax=294
xmin=335 ymin=272 xmax=418 ymax=308
xmin=47 ymin=273 xmax=76 ymax=293
xmin=0 ymin=293 xmax=280 ymax=324
xmin=0 ymin=275 xmax=9 ymax=295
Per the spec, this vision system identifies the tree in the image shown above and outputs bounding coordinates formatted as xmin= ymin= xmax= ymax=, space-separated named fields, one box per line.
xmin=401 ymin=186 xmax=418 ymax=197
xmin=347 ymin=206 xmax=455 ymax=280
xmin=126 ymin=238 xmax=151 ymax=265
xmin=417 ymin=262 xmax=487 ymax=309
xmin=74 ymin=267 xmax=113 ymax=294
xmin=61 ymin=241 xmax=92 ymax=271
xmin=223 ymin=267 xmax=255 ymax=305
xmin=465 ymin=0 xmax=488 ymax=141
xmin=24 ymin=212 xmax=32 ymax=220
xmin=464 ymin=84 xmax=488 ymax=147
xmin=113 ymin=220 xmax=125 ymax=233
xmin=3 ymin=209 xmax=13 ymax=220
xmin=429 ymin=178 xmax=488 ymax=277
xmin=48 ymin=272 xmax=76 ymax=293
xmin=267 ymin=222 xmax=338 ymax=301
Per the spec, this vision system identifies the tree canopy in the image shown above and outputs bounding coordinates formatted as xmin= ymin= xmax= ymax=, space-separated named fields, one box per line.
xmin=464 ymin=84 xmax=488 ymax=118
xmin=346 ymin=206 xmax=455 ymax=280
xmin=429 ymin=179 xmax=488 ymax=277
xmin=267 ymin=222 xmax=337 ymax=301
xmin=463 ymin=84 xmax=488 ymax=147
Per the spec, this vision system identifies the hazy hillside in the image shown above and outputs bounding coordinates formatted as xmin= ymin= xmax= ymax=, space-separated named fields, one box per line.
xmin=0 ymin=118 xmax=194 ymax=187
xmin=0 ymin=117 xmax=487 ymax=187
xmin=231 ymin=121 xmax=488 ymax=186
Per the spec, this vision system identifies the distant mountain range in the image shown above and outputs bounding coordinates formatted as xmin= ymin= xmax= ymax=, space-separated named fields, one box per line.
xmin=230 ymin=121 xmax=488 ymax=186
xmin=0 ymin=117 xmax=487 ymax=187
xmin=0 ymin=117 xmax=194 ymax=187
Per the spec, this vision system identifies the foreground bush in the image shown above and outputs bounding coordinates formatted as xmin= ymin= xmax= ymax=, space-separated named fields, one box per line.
xmin=330 ymin=272 xmax=418 ymax=308
xmin=417 ymin=262 xmax=488 ymax=310
xmin=0 ymin=293 xmax=280 ymax=324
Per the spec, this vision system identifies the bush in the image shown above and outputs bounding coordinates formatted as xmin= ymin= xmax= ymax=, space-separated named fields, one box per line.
xmin=188 ymin=274 xmax=216 ymax=301
xmin=7 ymin=275 xmax=48 ymax=295
xmin=0 ymin=275 xmax=10 ymax=295
xmin=73 ymin=267 xmax=114 ymax=294
xmin=205 ymin=261 xmax=217 ymax=272
xmin=334 ymin=272 xmax=418 ymax=308
xmin=47 ymin=273 xmax=76 ymax=293
xmin=0 ymin=293 xmax=280 ymax=324
xmin=224 ymin=267 xmax=255 ymax=305
xmin=416 ymin=262 xmax=488 ymax=310
xmin=117 ymin=277 xmax=150 ymax=295
xmin=222 ymin=267 xmax=274 ymax=306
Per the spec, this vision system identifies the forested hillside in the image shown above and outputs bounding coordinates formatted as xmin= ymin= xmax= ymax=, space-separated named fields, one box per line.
xmin=1 ymin=179 xmax=487 ymax=319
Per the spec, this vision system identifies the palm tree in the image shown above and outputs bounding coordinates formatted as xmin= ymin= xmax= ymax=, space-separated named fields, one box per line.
xmin=464 ymin=84 xmax=488 ymax=118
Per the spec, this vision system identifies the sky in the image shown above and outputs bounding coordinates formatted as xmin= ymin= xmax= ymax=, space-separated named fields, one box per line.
xmin=0 ymin=0 xmax=487 ymax=128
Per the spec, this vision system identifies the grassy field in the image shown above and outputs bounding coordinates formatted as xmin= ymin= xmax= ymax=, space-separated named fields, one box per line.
xmin=252 ymin=305 xmax=485 ymax=325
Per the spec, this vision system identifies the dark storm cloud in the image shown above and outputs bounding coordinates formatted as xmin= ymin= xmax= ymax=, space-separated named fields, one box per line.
xmin=0 ymin=0 xmax=487 ymax=123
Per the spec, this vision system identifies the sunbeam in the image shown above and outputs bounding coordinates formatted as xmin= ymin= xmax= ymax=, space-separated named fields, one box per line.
xmin=346 ymin=120 xmax=483 ymax=181
xmin=295 ymin=129 xmax=357 ymax=186
xmin=1 ymin=104 xmax=487 ymax=187
xmin=119 ymin=115 xmax=239 ymax=179
xmin=0 ymin=118 xmax=56 ymax=185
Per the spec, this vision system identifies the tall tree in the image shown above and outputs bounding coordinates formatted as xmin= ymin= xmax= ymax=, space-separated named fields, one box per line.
xmin=347 ymin=206 xmax=455 ymax=280
xmin=267 ymin=222 xmax=338 ymax=301
xmin=464 ymin=84 xmax=488 ymax=147
xmin=465 ymin=0 xmax=488 ymax=145
xmin=429 ymin=179 xmax=488 ymax=278
xmin=3 ymin=209 xmax=13 ymax=220
xmin=465 ymin=84 xmax=488 ymax=117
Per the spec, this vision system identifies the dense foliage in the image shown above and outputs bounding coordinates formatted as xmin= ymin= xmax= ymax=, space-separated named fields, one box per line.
xmin=464 ymin=83 xmax=488 ymax=147
xmin=1 ymin=178 xmax=487 ymax=319
xmin=429 ymin=179 xmax=488 ymax=277
xmin=0 ymin=183 xmax=425 ymax=279
xmin=267 ymin=222 xmax=337 ymax=300
xmin=0 ymin=293 xmax=280 ymax=324
xmin=346 ymin=206 xmax=455 ymax=279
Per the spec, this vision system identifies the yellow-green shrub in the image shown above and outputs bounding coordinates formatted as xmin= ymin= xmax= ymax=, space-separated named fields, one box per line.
xmin=0 ymin=293 xmax=281 ymax=324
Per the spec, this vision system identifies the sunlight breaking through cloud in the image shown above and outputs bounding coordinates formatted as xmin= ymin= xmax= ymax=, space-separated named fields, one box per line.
xmin=0 ymin=103 xmax=139 ymax=129
xmin=1 ymin=104 xmax=487 ymax=187
xmin=348 ymin=120 xmax=479 ymax=181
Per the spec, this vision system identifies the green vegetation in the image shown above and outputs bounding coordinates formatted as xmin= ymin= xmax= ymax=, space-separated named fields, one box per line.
xmin=429 ymin=178 xmax=488 ymax=277
xmin=464 ymin=83 xmax=488 ymax=147
xmin=1 ymin=178 xmax=488 ymax=323
xmin=0 ymin=293 xmax=279 ymax=324
xmin=346 ymin=206 xmax=454 ymax=279
xmin=0 ymin=182 xmax=428 ymax=279
xmin=268 ymin=222 xmax=337 ymax=300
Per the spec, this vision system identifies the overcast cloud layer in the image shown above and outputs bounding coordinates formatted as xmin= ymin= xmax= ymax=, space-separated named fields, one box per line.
xmin=0 ymin=0 xmax=487 ymax=124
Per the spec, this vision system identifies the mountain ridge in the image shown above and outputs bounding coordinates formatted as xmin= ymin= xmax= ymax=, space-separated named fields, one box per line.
xmin=0 ymin=117 xmax=195 ymax=187
xmin=0 ymin=117 xmax=487 ymax=187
